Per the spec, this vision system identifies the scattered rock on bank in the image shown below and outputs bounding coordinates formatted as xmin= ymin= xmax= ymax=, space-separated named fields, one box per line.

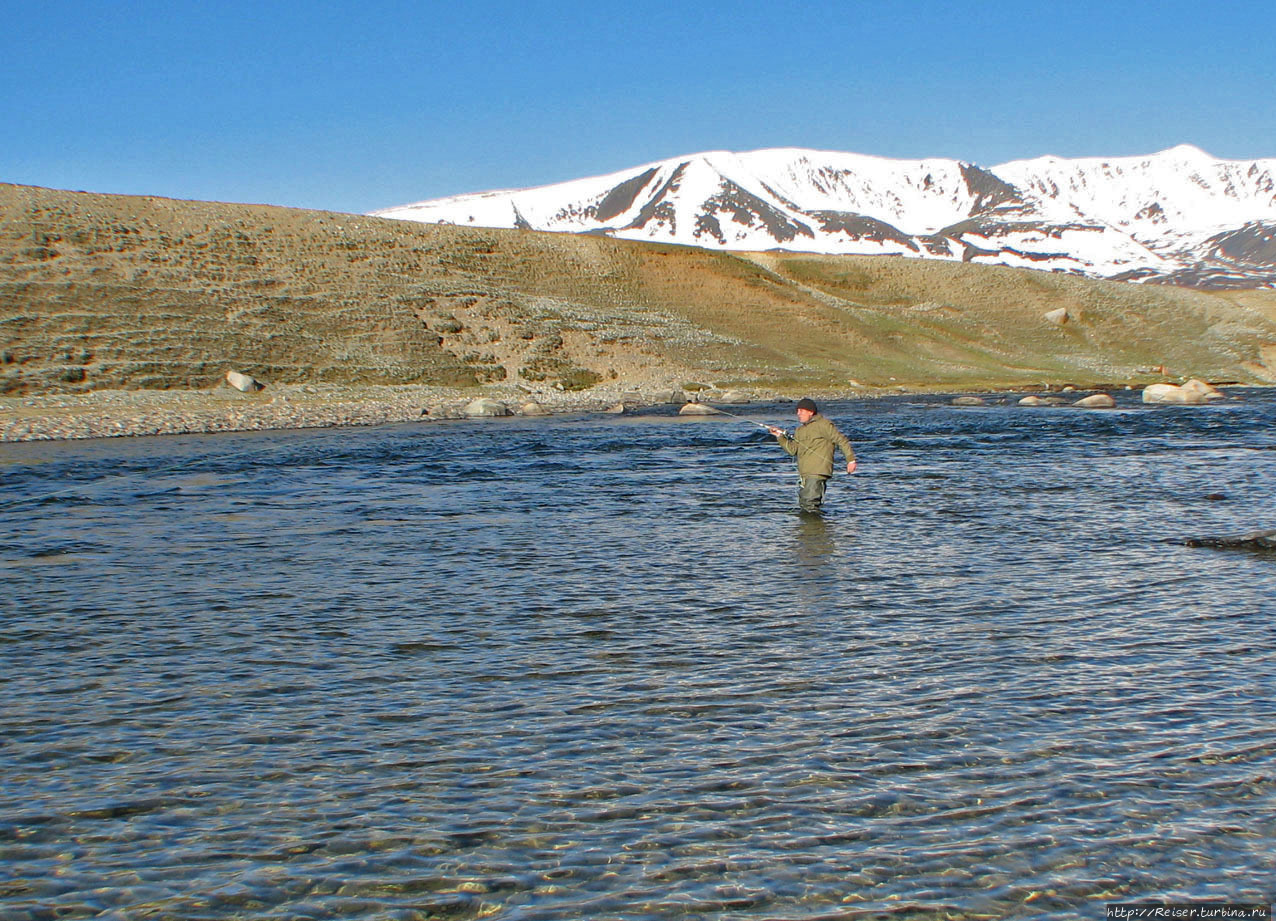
xmin=463 ymin=398 xmax=511 ymax=417
xmin=226 ymin=370 xmax=263 ymax=392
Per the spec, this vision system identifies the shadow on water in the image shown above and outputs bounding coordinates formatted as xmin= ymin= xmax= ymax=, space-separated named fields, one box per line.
xmin=1 ymin=390 xmax=1275 ymax=919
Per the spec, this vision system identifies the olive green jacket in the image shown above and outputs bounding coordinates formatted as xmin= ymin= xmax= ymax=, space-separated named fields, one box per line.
xmin=777 ymin=413 xmax=855 ymax=477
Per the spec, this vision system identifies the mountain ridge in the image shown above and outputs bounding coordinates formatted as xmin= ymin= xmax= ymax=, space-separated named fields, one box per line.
xmin=373 ymin=146 xmax=1276 ymax=289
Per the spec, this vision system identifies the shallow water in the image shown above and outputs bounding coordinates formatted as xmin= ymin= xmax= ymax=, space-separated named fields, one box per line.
xmin=2 ymin=391 xmax=1274 ymax=919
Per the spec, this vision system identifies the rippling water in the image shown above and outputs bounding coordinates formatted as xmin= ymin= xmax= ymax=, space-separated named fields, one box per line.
xmin=2 ymin=391 xmax=1274 ymax=919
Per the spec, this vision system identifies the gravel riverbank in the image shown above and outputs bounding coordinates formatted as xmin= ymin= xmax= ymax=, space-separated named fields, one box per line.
xmin=0 ymin=383 xmax=778 ymax=442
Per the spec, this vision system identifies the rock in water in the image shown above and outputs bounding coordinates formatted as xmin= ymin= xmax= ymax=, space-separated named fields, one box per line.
xmin=679 ymin=403 xmax=720 ymax=415
xmin=1181 ymin=378 xmax=1226 ymax=400
xmin=1018 ymin=395 xmax=1046 ymax=406
xmin=1142 ymin=383 xmax=1207 ymax=404
xmin=226 ymin=370 xmax=263 ymax=392
xmin=1183 ymin=529 xmax=1276 ymax=551
xmin=604 ymin=403 xmax=626 ymax=414
xmin=520 ymin=402 xmax=548 ymax=416
xmin=463 ymin=398 xmax=511 ymax=417
xmin=952 ymin=396 xmax=986 ymax=406
xmin=1074 ymin=393 xmax=1116 ymax=408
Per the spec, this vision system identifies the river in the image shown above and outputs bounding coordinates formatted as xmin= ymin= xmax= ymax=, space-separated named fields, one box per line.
xmin=2 ymin=391 xmax=1273 ymax=919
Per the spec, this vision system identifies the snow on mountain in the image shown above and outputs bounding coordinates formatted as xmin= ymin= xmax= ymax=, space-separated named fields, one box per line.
xmin=372 ymin=146 xmax=1276 ymax=288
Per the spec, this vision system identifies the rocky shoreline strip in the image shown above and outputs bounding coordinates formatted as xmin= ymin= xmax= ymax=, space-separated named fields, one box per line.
xmin=3 ymin=378 xmax=1263 ymax=444
xmin=0 ymin=383 xmax=772 ymax=443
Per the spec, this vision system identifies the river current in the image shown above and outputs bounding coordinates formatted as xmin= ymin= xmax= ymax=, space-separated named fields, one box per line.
xmin=2 ymin=391 xmax=1274 ymax=919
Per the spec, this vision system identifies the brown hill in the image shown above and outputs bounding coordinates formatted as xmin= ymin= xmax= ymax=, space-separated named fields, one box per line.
xmin=3 ymin=182 xmax=1275 ymax=397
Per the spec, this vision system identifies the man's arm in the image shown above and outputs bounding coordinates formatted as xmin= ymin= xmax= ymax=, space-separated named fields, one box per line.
xmin=767 ymin=426 xmax=798 ymax=457
xmin=835 ymin=428 xmax=857 ymax=474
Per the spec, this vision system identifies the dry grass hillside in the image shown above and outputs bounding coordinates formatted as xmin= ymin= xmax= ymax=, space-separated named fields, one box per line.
xmin=3 ymin=182 xmax=1275 ymax=397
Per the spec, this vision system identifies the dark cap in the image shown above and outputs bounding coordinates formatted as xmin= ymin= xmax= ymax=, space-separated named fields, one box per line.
xmin=796 ymin=398 xmax=818 ymax=413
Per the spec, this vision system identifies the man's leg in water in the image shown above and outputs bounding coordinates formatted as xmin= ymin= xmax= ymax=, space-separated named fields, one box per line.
xmin=798 ymin=475 xmax=827 ymax=513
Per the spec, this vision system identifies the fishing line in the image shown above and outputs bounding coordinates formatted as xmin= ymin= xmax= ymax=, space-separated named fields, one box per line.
xmin=706 ymin=406 xmax=789 ymax=436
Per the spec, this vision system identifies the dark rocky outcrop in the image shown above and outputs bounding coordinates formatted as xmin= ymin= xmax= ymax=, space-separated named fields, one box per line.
xmin=1182 ymin=529 xmax=1276 ymax=551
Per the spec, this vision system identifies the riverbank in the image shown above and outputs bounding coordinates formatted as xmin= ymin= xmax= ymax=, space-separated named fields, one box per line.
xmin=6 ymin=378 xmax=1259 ymax=443
xmin=0 ymin=382 xmax=769 ymax=442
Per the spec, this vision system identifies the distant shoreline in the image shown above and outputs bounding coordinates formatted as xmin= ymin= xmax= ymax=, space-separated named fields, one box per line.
xmin=0 ymin=383 xmax=714 ymax=443
xmin=2 ymin=380 xmax=1263 ymax=444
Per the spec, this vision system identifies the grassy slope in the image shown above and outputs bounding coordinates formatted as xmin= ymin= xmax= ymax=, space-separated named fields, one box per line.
xmin=2 ymin=182 xmax=1274 ymax=396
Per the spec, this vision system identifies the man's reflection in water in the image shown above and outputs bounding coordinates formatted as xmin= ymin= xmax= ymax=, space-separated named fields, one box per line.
xmin=794 ymin=512 xmax=837 ymax=567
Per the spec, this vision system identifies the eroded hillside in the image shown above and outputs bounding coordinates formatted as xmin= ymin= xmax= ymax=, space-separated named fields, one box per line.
xmin=2 ymin=183 xmax=1274 ymax=396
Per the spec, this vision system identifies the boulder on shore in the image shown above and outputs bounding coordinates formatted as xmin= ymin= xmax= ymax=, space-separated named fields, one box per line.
xmin=679 ymin=402 xmax=720 ymax=415
xmin=519 ymin=401 xmax=548 ymax=416
xmin=1074 ymin=393 xmax=1116 ymax=408
xmin=1044 ymin=307 xmax=1070 ymax=325
xmin=714 ymin=390 xmax=751 ymax=404
xmin=463 ymin=398 xmax=511 ymax=417
xmin=226 ymin=370 xmax=263 ymax=392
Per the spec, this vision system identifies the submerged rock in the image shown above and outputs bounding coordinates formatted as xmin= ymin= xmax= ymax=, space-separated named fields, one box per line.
xmin=952 ymin=396 xmax=986 ymax=406
xmin=1183 ymin=529 xmax=1276 ymax=551
xmin=679 ymin=402 xmax=720 ymax=415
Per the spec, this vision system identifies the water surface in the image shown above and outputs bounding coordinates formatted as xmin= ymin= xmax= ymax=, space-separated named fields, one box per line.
xmin=2 ymin=391 xmax=1274 ymax=919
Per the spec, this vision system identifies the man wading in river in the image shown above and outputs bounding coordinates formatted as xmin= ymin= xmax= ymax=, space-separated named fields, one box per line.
xmin=767 ymin=399 xmax=857 ymax=513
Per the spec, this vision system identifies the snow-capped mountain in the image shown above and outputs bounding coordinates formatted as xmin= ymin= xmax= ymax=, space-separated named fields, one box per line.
xmin=372 ymin=146 xmax=1276 ymax=288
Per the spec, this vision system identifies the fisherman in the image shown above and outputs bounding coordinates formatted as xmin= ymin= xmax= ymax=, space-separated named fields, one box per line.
xmin=767 ymin=398 xmax=857 ymax=513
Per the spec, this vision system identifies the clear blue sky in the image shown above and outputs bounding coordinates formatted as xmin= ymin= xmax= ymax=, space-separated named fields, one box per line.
xmin=4 ymin=0 xmax=1273 ymax=214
